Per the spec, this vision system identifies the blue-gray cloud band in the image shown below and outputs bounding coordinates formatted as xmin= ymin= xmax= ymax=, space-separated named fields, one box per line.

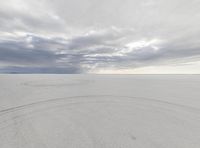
xmin=0 ymin=28 xmax=200 ymax=73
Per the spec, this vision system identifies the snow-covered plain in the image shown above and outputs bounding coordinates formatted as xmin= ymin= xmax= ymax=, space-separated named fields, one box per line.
xmin=0 ymin=74 xmax=200 ymax=148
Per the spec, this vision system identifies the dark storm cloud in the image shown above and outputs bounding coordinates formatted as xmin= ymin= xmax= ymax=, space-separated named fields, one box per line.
xmin=0 ymin=66 xmax=82 ymax=74
xmin=0 ymin=35 xmax=85 ymax=73
xmin=0 ymin=41 xmax=58 ymax=64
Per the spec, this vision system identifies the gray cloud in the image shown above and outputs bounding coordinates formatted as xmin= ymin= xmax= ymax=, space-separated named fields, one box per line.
xmin=0 ymin=41 xmax=57 ymax=65
xmin=0 ymin=0 xmax=200 ymax=73
xmin=1 ymin=28 xmax=200 ymax=73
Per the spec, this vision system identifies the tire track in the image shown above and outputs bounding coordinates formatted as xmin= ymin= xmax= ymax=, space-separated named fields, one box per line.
xmin=0 ymin=95 xmax=200 ymax=129
xmin=0 ymin=95 xmax=200 ymax=116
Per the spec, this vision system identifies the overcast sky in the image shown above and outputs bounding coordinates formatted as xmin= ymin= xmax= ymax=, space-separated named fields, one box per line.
xmin=0 ymin=0 xmax=200 ymax=73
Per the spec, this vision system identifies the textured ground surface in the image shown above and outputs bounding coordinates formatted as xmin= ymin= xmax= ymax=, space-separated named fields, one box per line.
xmin=0 ymin=75 xmax=200 ymax=148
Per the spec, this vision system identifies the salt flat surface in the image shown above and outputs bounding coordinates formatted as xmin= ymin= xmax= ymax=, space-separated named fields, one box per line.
xmin=0 ymin=74 xmax=200 ymax=148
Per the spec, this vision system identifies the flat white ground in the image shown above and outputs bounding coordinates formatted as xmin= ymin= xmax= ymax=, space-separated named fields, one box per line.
xmin=0 ymin=74 xmax=200 ymax=148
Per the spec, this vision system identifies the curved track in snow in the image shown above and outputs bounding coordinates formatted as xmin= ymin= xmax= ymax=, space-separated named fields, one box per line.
xmin=1 ymin=95 xmax=200 ymax=148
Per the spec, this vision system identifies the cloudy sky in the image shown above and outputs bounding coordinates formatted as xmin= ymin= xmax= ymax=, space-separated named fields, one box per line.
xmin=0 ymin=0 xmax=200 ymax=73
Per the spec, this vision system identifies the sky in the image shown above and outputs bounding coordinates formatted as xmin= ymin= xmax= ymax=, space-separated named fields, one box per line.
xmin=0 ymin=0 xmax=200 ymax=74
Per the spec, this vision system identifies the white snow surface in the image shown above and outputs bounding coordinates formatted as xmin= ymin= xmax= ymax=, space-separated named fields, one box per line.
xmin=0 ymin=74 xmax=200 ymax=148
